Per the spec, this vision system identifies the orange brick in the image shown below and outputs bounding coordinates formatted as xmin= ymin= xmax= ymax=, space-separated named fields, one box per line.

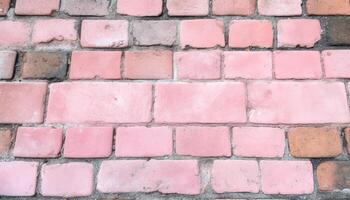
xmin=307 ymin=0 xmax=350 ymax=15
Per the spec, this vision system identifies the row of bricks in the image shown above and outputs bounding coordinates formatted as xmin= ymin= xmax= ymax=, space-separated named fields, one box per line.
xmin=1 ymin=81 xmax=350 ymax=124
xmin=0 ymin=126 xmax=349 ymax=159
xmin=2 ymin=0 xmax=350 ymax=17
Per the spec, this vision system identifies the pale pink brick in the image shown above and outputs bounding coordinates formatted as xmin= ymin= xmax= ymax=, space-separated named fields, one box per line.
xmin=154 ymin=82 xmax=246 ymax=123
xmin=277 ymin=19 xmax=321 ymax=48
xmin=211 ymin=160 xmax=260 ymax=193
xmin=61 ymin=0 xmax=109 ymax=16
xmin=248 ymin=81 xmax=350 ymax=124
xmin=261 ymin=160 xmax=314 ymax=194
xmin=116 ymin=126 xmax=173 ymax=157
xmin=46 ymin=82 xmax=152 ymax=123
xmin=13 ymin=127 xmax=63 ymax=158
xmin=176 ymin=126 xmax=231 ymax=157
xmin=167 ymin=0 xmax=209 ymax=16
xmin=258 ymin=0 xmax=302 ymax=16
xmin=0 ymin=51 xmax=16 ymax=79
xmin=117 ymin=0 xmax=162 ymax=16
xmin=229 ymin=20 xmax=273 ymax=48
xmin=323 ymin=50 xmax=350 ymax=78
xmin=64 ymin=127 xmax=113 ymax=158
xmin=0 ymin=21 xmax=30 ymax=48
xmin=274 ymin=51 xmax=322 ymax=79
xmin=81 ymin=20 xmax=128 ymax=48
xmin=175 ymin=51 xmax=221 ymax=80
xmin=213 ymin=0 xmax=256 ymax=16
xmin=224 ymin=51 xmax=272 ymax=79
xmin=0 ymin=162 xmax=38 ymax=196
xmin=15 ymin=0 xmax=59 ymax=15
xmin=180 ymin=19 xmax=225 ymax=48
xmin=124 ymin=50 xmax=173 ymax=79
xmin=0 ymin=82 xmax=47 ymax=123
xmin=69 ymin=51 xmax=121 ymax=80
xmin=97 ymin=160 xmax=200 ymax=194
xmin=232 ymin=127 xmax=285 ymax=157
xmin=41 ymin=163 xmax=93 ymax=197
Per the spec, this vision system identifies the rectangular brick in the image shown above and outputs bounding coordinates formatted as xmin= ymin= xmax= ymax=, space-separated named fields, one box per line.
xmin=327 ymin=18 xmax=350 ymax=45
xmin=117 ymin=0 xmax=162 ymax=16
xmin=167 ymin=0 xmax=208 ymax=16
xmin=323 ymin=50 xmax=350 ymax=78
xmin=307 ymin=0 xmax=350 ymax=15
xmin=258 ymin=0 xmax=302 ymax=16
xmin=0 ymin=51 xmax=16 ymax=80
xmin=0 ymin=21 xmax=30 ymax=48
xmin=61 ymin=0 xmax=109 ymax=16
xmin=213 ymin=0 xmax=256 ymax=16
xmin=0 ymin=0 xmax=10 ymax=15
xmin=317 ymin=161 xmax=350 ymax=191
xmin=0 ymin=129 xmax=11 ymax=156
xmin=15 ymin=0 xmax=59 ymax=15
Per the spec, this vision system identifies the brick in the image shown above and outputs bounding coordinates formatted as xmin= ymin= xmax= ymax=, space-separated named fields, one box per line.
xmin=0 ymin=51 xmax=16 ymax=79
xmin=124 ymin=50 xmax=173 ymax=79
xmin=211 ymin=160 xmax=260 ymax=193
xmin=229 ymin=20 xmax=273 ymax=48
xmin=154 ymin=82 xmax=246 ymax=123
xmin=317 ymin=161 xmax=350 ymax=191
xmin=180 ymin=19 xmax=225 ymax=48
xmin=81 ymin=20 xmax=128 ymax=48
xmin=46 ymin=82 xmax=152 ymax=123
xmin=323 ymin=50 xmax=350 ymax=78
xmin=115 ymin=126 xmax=172 ymax=157
xmin=176 ymin=126 xmax=231 ymax=157
xmin=61 ymin=0 xmax=109 ymax=16
xmin=167 ymin=0 xmax=208 ymax=16
xmin=0 ymin=82 xmax=47 ymax=123
xmin=327 ymin=18 xmax=350 ymax=45
xmin=133 ymin=20 xmax=177 ymax=46
xmin=21 ymin=52 xmax=67 ymax=79
xmin=0 ymin=21 xmax=30 ymax=48
xmin=212 ymin=0 xmax=256 ymax=16
xmin=345 ymin=128 xmax=350 ymax=154
xmin=97 ymin=160 xmax=200 ymax=194
xmin=307 ymin=0 xmax=350 ymax=15
xmin=175 ymin=51 xmax=221 ymax=80
xmin=274 ymin=51 xmax=322 ymax=79
xmin=32 ymin=19 xmax=78 ymax=47
xmin=288 ymin=127 xmax=342 ymax=158
xmin=41 ymin=163 xmax=93 ymax=197
xmin=248 ymin=81 xmax=350 ymax=124
xmin=0 ymin=129 xmax=11 ymax=156
xmin=0 ymin=0 xmax=10 ymax=15
xmin=64 ymin=127 xmax=113 ymax=158
xmin=224 ymin=51 xmax=272 ymax=79
xmin=69 ymin=51 xmax=121 ymax=80
xmin=277 ymin=19 xmax=321 ymax=48
xmin=13 ymin=127 xmax=63 ymax=158
xmin=15 ymin=0 xmax=59 ymax=15
xmin=232 ymin=127 xmax=285 ymax=158
xmin=0 ymin=161 xmax=38 ymax=196
xmin=258 ymin=0 xmax=302 ymax=16
xmin=261 ymin=161 xmax=314 ymax=194
xmin=117 ymin=0 xmax=162 ymax=16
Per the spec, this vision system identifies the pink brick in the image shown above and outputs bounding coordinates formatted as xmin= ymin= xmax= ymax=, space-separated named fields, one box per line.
xmin=229 ymin=20 xmax=273 ymax=48
xmin=232 ymin=127 xmax=285 ymax=157
xmin=154 ymin=82 xmax=246 ymax=123
xmin=277 ymin=19 xmax=321 ymax=48
xmin=180 ymin=19 xmax=225 ymax=48
xmin=258 ymin=0 xmax=302 ymax=16
xmin=124 ymin=50 xmax=173 ymax=79
xmin=323 ymin=50 xmax=350 ymax=78
xmin=224 ymin=51 xmax=272 ymax=79
xmin=248 ymin=81 xmax=350 ymax=124
xmin=116 ymin=126 xmax=173 ymax=157
xmin=176 ymin=126 xmax=231 ymax=157
xmin=0 ymin=82 xmax=47 ymax=123
xmin=175 ymin=50 xmax=221 ymax=80
xmin=61 ymin=0 xmax=109 ymax=16
xmin=213 ymin=0 xmax=256 ymax=16
xmin=13 ymin=127 xmax=63 ymax=158
xmin=81 ymin=20 xmax=128 ymax=48
xmin=46 ymin=82 xmax=152 ymax=123
xmin=167 ymin=0 xmax=209 ymax=16
xmin=97 ymin=160 xmax=200 ymax=194
xmin=0 ymin=0 xmax=10 ymax=16
xmin=211 ymin=160 xmax=260 ymax=193
xmin=41 ymin=163 xmax=93 ymax=197
xmin=64 ymin=127 xmax=113 ymax=158
xmin=274 ymin=51 xmax=322 ymax=79
xmin=32 ymin=19 xmax=77 ymax=47
xmin=0 ymin=21 xmax=30 ymax=47
xmin=0 ymin=51 xmax=16 ymax=79
xmin=261 ymin=160 xmax=314 ymax=194
xmin=15 ymin=0 xmax=59 ymax=15
xmin=117 ymin=0 xmax=162 ymax=16
xmin=69 ymin=51 xmax=121 ymax=80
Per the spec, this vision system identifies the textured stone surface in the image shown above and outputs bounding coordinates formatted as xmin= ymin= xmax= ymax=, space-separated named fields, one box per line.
xmin=133 ymin=21 xmax=177 ymax=46
xmin=327 ymin=18 xmax=350 ymax=45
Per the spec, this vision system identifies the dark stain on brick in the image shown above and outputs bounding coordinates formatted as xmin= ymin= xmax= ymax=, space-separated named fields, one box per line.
xmin=327 ymin=17 xmax=350 ymax=45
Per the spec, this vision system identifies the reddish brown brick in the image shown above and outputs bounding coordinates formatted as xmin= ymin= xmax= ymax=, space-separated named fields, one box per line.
xmin=307 ymin=0 xmax=350 ymax=15
xmin=344 ymin=128 xmax=350 ymax=154
xmin=0 ymin=0 xmax=10 ymax=15
xmin=317 ymin=161 xmax=350 ymax=191
xmin=0 ymin=129 xmax=11 ymax=156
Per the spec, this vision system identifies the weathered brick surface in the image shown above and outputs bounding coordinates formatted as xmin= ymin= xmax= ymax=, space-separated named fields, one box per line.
xmin=327 ymin=18 xmax=350 ymax=46
xmin=0 ymin=51 xmax=16 ymax=79
xmin=117 ymin=0 xmax=163 ymax=16
xmin=61 ymin=0 xmax=109 ymax=16
xmin=167 ymin=0 xmax=209 ymax=16
xmin=0 ymin=129 xmax=11 ymax=156
xmin=323 ymin=50 xmax=350 ymax=78
xmin=317 ymin=161 xmax=350 ymax=191
xmin=0 ymin=21 xmax=30 ymax=48
xmin=15 ymin=0 xmax=59 ymax=15
xmin=213 ymin=0 xmax=256 ymax=16
xmin=345 ymin=128 xmax=350 ymax=154
xmin=307 ymin=0 xmax=350 ymax=15
xmin=258 ymin=0 xmax=302 ymax=16
xmin=0 ymin=0 xmax=10 ymax=15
